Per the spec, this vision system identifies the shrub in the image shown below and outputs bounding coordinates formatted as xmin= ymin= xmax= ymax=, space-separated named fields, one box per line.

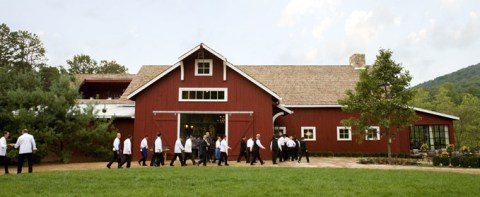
xmin=357 ymin=158 xmax=418 ymax=165
xmin=469 ymin=157 xmax=479 ymax=168
xmin=439 ymin=157 xmax=450 ymax=166
xmin=450 ymin=157 xmax=460 ymax=167
xmin=432 ymin=156 xmax=441 ymax=166
xmin=459 ymin=157 xmax=469 ymax=168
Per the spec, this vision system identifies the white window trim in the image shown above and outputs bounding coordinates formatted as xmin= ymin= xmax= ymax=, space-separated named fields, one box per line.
xmin=275 ymin=126 xmax=286 ymax=135
xmin=365 ymin=126 xmax=380 ymax=141
xmin=179 ymin=87 xmax=228 ymax=102
xmin=337 ymin=126 xmax=352 ymax=141
xmin=195 ymin=59 xmax=213 ymax=76
xmin=301 ymin=126 xmax=316 ymax=141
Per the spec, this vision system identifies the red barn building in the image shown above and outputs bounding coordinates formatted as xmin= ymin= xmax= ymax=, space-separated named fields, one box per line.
xmin=77 ymin=43 xmax=458 ymax=160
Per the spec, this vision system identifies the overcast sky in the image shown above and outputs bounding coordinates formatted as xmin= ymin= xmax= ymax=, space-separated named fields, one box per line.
xmin=1 ymin=0 xmax=479 ymax=85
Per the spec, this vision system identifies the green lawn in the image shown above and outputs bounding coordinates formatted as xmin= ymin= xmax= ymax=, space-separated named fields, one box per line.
xmin=1 ymin=167 xmax=479 ymax=196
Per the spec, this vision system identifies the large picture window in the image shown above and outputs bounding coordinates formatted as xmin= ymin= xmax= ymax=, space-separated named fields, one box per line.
xmin=337 ymin=126 xmax=352 ymax=141
xmin=195 ymin=59 xmax=213 ymax=76
xmin=179 ymin=88 xmax=227 ymax=102
xmin=301 ymin=127 xmax=316 ymax=141
xmin=365 ymin=126 xmax=380 ymax=141
xmin=410 ymin=125 xmax=449 ymax=150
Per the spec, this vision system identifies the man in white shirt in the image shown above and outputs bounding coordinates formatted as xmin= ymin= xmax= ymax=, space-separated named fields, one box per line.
xmin=152 ymin=133 xmax=164 ymax=167
xmin=13 ymin=129 xmax=37 ymax=173
xmin=282 ymin=134 xmax=289 ymax=161
xmin=0 ymin=131 xmax=10 ymax=174
xmin=170 ymin=136 xmax=185 ymax=166
xmin=218 ymin=136 xmax=231 ymax=166
xmin=214 ymin=136 xmax=221 ymax=162
xmin=287 ymin=136 xmax=296 ymax=161
xmin=120 ymin=135 xmax=132 ymax=168
xmin=183 ymin=135 xmax=196 ymax=165
xmin=246 ymin=136 xmax=254 ymax=163
xmin=250 ymin=134 xmax=265 ymax=165
xmin=277 ymin=135 xmax=285 ymax=162
xmin=107 ymin=133 xmax=121 ymax=169
xmin=139 ymin=135 xmax=148 ymax=166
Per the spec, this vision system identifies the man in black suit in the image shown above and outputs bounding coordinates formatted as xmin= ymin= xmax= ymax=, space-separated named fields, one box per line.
xmin=197 ymin=134 xmax=209 ymax=166
xmin=298 ymin=137 xmax=310 ymax=163
xmin=270 ymin=136 xmax=281 ymax=164
xmin=250 ymin=134 xmax=265 ymax=165
xmin=236 ymin=136 xmax=247 ymax=163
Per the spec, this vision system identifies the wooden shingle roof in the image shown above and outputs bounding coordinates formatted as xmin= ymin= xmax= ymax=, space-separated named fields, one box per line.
xmin=122 ymin=64 xmax=359 ymax=105
xmin=120 ymin=65 xmax=171 ymax=99
xmin=236 ymin=65 xmax=359 ymax=105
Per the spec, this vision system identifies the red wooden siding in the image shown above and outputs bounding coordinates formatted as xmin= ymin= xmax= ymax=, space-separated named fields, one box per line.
xmin=275 ymin=108 xmax=455 ymax=154
xmin=131 ymin=50 xmax=273 ymax=160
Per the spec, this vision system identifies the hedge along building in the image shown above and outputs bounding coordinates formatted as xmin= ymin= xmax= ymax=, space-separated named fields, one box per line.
xmin=77 ymin=43 xmax=459 ymax=160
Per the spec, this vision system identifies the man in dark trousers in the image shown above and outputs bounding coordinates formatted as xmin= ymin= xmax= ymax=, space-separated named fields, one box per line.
xmin=270 ymin=135 xmax=281 ymax=164
xmin=170 ymin=136 xmax=185 ymax=166
xmin=106 ymin=133 xmax=122 ymax=169
xmin=120 ymin=134 xmax=132 ymax=168
xmin=0 ymin=131 xmax=10 ymax=174
xmin=236 ymin=136 xmax=247 ymax=163
xmin=197 ymin=134 xmax=209 ymax=166
xmin=298 ymin=137 xmax=310 ymax=163
xmin=250 ymin=134 xmax=265 ymax=165
xmin=13 ymin=129 xmax=37 ymax=173
xmin=139 ymin=135 xmax=148 ymax=166
xmin=205 ymin=132 xmax=213 ymax=162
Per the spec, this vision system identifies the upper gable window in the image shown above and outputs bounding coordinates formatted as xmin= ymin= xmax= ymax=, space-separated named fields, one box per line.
xmin=195 ymin=59 xmax=213 ymax=76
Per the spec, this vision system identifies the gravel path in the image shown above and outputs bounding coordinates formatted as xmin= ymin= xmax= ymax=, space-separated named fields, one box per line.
xmin=4 ymin=157 xmax=480 ymax=175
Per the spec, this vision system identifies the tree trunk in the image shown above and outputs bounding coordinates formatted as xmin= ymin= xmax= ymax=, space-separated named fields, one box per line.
xmin=385 ymin=127 xmax=392 ymax=158
xmin=387 ymin=136 xmax=392 ymax=158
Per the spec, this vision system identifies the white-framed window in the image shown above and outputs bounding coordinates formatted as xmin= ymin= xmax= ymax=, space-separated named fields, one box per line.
xmin=195 ymin=59 xmax=213 ymax=76
xmin=337 ymin=126 xmax=352 ymax=141
xmin=274 ymin=126 xmax=286 ymax=136
xmin=301 ymin=127 xmax=316 ymax=141
xmin=179 ymin=88 xmax=227 ymax=102
xmin=365 ymin=126 xmax=380 ymax=141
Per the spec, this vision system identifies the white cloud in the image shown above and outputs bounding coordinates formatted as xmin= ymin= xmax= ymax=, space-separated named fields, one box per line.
xmin=441 ymin=0 xmax=463 ymax=10
xmin=304 ymin=48 xmax=319 ymax=63
xmin=343 ymin=9 xmax=395 ymax=49
xmin=312 ymin=17 xmax=333 ymax=40
xmin=278 ymin=0 xmax=340 ymax=28
xmin=408 ymin=12 xmax=480 ymax=49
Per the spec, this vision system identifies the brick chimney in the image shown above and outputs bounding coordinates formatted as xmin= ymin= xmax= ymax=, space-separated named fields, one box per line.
xmin=349 ymin=54 xmax=365 ymax=69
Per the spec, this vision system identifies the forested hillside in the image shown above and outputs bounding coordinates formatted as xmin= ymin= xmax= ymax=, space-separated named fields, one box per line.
xmin=415 ymin=63 xmax=480 ymax=97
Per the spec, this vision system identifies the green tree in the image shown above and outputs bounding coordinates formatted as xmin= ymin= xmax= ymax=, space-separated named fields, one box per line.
xmin=454 ymin=94 xmax=480 ymax=148
xmin=0 ymin=23 xmax=114 ymax=163
xmin=432 ymin=83 xmax=457 ymax=115
xmin=339 ymin=49 xmax=419 ymax=158
xmin=66 ymin=54 xmax=128 ymax=74
xmin=0 ymin=23 xmax=46 ymax=72
xmin=66 ymin=54 xmax=98 ymax=74
xmin=409 ymin=88 xmax=434 ymax=110
xmin=97 ymin=60 xmax=128 ymax=74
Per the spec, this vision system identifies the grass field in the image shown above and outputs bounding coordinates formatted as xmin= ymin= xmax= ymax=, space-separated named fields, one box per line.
xmin=1 ymin=167 xmax=479 ymax=196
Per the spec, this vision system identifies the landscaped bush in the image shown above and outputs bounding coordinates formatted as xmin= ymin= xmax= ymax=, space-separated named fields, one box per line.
xmin=431 ymin=156 xmax=480 ymax=168
xmin=358 ymin=158 xmax=418 ymax=165
xmin=450 ymin=157 xmax=461 ymax=167
xmin=432 ymin=156 xmax=441 ymax=166
xmin=439 ymin=157 xmax=450 ymax=166
xmin=310 ymin=152 xmax=409 ymax=158
xmin=460 ymin=156 xmax=480 ymax=168
xmin=459 ymin=157 xmax=469 ymax=167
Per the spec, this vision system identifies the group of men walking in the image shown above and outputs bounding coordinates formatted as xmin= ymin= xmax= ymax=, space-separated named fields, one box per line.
xmin=236 ymin=134 xmax=309 ymax=165
xmin=106 ymin=132 xmax=308 ymax=169
xmin=0 ymin=129 xmax=38 ymax=174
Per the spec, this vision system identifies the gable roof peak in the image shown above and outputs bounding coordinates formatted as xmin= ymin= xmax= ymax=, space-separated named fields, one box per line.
xmin=178 ymin=43 xmax=227 ymax=62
